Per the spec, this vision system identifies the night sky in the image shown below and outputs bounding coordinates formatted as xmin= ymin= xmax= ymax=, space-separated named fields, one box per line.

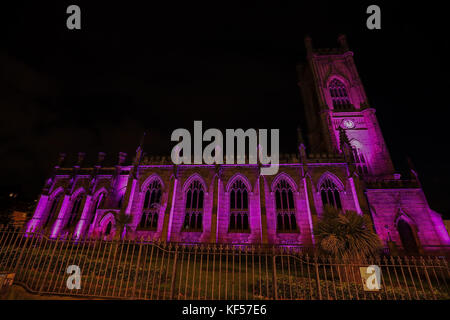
xmin=1 ymin=2 xmax=449 ymax=218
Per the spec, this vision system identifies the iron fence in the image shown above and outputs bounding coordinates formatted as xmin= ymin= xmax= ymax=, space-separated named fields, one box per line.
xmin=0 ymin=227 xmax=449 ymax=300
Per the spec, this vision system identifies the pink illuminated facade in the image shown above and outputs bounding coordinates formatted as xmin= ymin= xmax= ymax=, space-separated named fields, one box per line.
xmin=26 ymin=35 xmax=450 ymax=254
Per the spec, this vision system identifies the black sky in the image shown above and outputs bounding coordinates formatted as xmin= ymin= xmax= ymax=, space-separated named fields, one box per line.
xmin=1 ymin=1 xmax=449 ymax=217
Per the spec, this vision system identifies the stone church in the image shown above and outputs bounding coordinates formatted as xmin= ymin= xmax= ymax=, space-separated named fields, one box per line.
xmin=26 ymin=35 xmax=450 ymax=254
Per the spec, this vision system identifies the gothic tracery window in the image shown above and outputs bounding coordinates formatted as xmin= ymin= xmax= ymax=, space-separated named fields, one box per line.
xmin=229 ymin=179 xmax=250 ymax=232
xmin=44 ymin=193 xmax=62 ymax=228
xmin=67 ymin=193 xmax=84 ymax=228
xmin=319 ymin=177 xmax=342 ymax=209
xmin=352 ymin=147 xmax=369 ymax=176
xmin=89 ymin=192 xmax=105 ymax=226
xmin=397 ymin=219 xmax=419 ymax=254
xmin=329 ymin=79 xmax=352 ymax=110
xmin=275 ymin=180 xmax=297 ymax=232
xmin=183 ymin=180 xmax=204 ymax=231
xmin=105 ymin=221 xmax=112 ymax=236
xmin=139 ymin=180 xmax=162 ymax=230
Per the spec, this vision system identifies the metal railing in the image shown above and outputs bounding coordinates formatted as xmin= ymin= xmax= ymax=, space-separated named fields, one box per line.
xmin=0 ymin=227 xmax=449 ymax=300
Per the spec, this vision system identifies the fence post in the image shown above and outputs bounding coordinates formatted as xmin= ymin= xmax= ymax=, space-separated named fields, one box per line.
xmin=420 ymin=256 xmax=436 ymax=300
xmin=272 ymin=247 xmax=278 ymax=300
xmin=39 ymin=235 xmax=60 ymax=293
xmin=314 ymin=255 xmax=322 ymax=300
xmin=170 ymin=246 xmax=179 ymax=300
xmin=131 ymin=236 xmax=144 ymax=298
xmin=13 ymin=231 xmax=30 ymax=273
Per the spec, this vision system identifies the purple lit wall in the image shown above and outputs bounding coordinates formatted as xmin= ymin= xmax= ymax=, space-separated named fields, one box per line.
xmin=24 ymin=161 xmax=450 ymax=253
xmin=366 ymin=189 xmax=450 ymax=251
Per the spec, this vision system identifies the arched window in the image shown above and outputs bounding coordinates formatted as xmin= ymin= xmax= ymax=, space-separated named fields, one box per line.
xmin=183 ymin=180 xmax=204 ymax=231
xmin=229 ymin=179 xmax=249 ymax=232
xmin=105 ymin=221 xmax=112 ymax=236
xmin=89 ymin=193 xmax=105 ymax=226
xmin=329 ymin=79 xmax=352 ymax=110
xmin=275 ymin=179 xmax=297 ymax=232
xmin=319 ymin=177 xmax=342 ymax=209
xmin=397 ymin=219 xmax=419 ymax=255
xmin=67 ymin=193 xmax=84 ymax=229
xmin=139 ymin=180 xmax=162 ymax=230
xmin=44 ymin=193 xmax=63 ymax=228
xmin=351 ymin=148 xmax=369 ymax=176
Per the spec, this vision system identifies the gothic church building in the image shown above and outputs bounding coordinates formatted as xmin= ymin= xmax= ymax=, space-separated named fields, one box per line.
xmin=26 ymin=35 xmax=450 ymax=254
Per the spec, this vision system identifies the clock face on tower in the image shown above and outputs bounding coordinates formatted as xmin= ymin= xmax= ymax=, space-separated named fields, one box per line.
xmin=342 ymin=119 xmax=355 ymax=129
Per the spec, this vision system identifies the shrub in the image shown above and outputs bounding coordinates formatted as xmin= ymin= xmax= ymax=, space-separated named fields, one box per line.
xmin=314 ymin=206 xmax=381 ymax=259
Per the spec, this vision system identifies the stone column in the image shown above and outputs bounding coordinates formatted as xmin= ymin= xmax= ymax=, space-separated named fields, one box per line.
xmin=124 ymin=179 xmax=137 ymax=215
xmin=118 ymin=152 xmax=132 ymax=216
xmin=209 ymin=175 xmax=220 ymax=243
xmin=50 ymin=194 xmax=70 ymax=238
xmin=351 ymin=173 xmax=370 ymax=215
xmin=319 ymin=110 xmax=337 ymax=153
xmin=75 ymin=195 xmax=92 ymax=238
xmin=301 ymin=176 xmax=315 ymax=246
xmin=348 ymin=177 xmax=362 ymax=215
xmin=259 ymin=176 xmax=269 ymax=245
xmin=304 ymin=174 xmax=318 ymax=246
xmin=27 ymin=194 xmax=49 ymax=232
xmin=160 ymin=175 xmax=178 ymax=242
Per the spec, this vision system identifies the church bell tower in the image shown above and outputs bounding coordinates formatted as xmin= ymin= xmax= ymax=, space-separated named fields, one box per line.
xmin=297 ymin=35 xmax=395 ymax=177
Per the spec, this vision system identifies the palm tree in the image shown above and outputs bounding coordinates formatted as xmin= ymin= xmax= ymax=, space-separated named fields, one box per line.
xmin=314 ymin=206 xmax=381 ymax=260
xmin=114 ymin=211 xmax=133 ymax=240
